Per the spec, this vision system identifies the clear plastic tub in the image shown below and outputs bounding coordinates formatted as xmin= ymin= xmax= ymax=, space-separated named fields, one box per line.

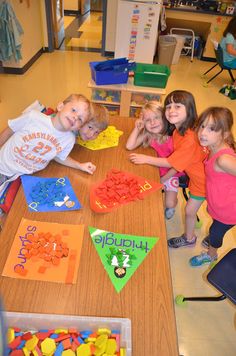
xmin=3 ymin=312 xmax=132 ymax=355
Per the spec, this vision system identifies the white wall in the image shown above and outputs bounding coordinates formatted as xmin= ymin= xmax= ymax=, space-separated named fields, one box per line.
xmin=105 ymin=0 xmax=118 ymax=52
xmin=64 ymin=0 xmax=80 ymax=11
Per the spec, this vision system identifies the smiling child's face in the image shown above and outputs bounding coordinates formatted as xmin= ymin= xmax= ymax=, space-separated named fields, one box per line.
xmin=53 ymin=100 xmax=89 ymax=132
xmin=79 ymin=120 xmax=102 ymax=141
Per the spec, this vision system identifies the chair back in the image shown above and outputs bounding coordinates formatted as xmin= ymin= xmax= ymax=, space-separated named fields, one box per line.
xmin=207 ymin=248 xmax=236 ymax=305
xmin=214 ymin=45 xmax=225 ymax=68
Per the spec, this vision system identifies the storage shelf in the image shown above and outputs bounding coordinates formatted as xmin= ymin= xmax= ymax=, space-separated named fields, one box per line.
xmin=88 ymin=79 xmax=166 ymax=117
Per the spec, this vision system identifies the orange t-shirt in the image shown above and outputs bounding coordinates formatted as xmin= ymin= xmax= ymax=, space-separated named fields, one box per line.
xmin=167 ymin=129 xmax=207 ymax=197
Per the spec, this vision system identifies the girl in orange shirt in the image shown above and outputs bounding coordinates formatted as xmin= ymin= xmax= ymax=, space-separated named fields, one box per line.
xmin=130 ymin=90 xmax=207 ymax=248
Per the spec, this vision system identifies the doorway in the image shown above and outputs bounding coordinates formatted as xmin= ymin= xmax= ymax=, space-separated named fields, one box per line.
xmin=62 ymin=1 xmax=103 ymax=52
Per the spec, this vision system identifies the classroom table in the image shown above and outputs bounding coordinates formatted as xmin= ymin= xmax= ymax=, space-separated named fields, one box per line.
xmin=0 ymin=117 xmax=179 ymax=355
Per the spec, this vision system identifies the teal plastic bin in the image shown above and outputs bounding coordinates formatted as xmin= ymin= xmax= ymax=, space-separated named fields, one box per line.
xmin=134 ymin=63 xmax=171 ymax=88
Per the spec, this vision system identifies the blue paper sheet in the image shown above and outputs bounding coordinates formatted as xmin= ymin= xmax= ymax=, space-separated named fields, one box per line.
xmin=21 ymin=176 xmax=82 ymax=212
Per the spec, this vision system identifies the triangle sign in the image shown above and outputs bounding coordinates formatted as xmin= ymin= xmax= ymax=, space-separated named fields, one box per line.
xmin=89 ymin=226 xmax=159 ymax=293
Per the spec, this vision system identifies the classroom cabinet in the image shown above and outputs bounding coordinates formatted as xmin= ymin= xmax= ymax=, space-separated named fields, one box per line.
xmin=88 ymin=79 xmax=166 ymax=118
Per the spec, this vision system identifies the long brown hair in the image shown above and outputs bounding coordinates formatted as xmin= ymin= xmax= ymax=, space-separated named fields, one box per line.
xmin=164 ymin=90 xmax=198 ymax=136
xmin=197 ymin=107 xmax=236 ymax=151
xmin=223 ymin=17 xmax=236 ymax=39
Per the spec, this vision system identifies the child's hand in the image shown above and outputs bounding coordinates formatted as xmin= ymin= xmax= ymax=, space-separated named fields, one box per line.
xmin=129 ymin=153 xmax=150 ymax=165
xmin=80 ymin=162 xmax=96 ymax=174
xmin=135 ymin=119 xmax=144 ymax=131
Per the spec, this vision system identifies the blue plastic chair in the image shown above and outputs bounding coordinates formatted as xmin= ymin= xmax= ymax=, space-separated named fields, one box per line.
xmin=203 ymin=45 xmax=236 ymax=84
xmin=176 ymin=248 xmax=236 ymax=305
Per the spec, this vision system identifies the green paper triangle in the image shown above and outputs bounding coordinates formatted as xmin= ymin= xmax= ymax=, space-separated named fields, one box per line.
xmin=89 ymin=226 xmax=159 ymax=293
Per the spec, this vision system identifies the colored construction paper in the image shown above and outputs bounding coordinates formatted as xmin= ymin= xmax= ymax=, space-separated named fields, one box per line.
xmin=90 ymin=169 xmax=162 ymax=213
xmin=2 ymin=219 xmax=84 ymax=284
xmin=21 ymin=176 xmax=81 ymax=212
xmin=77 ymin=126 xmax=123 ymax=150
xmin=89 ymin=227 xmax=159 ymax=293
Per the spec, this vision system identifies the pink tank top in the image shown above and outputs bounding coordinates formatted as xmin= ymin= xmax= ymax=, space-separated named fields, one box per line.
xmin=205 ymin=148 xmax=236 ymax=224
xmin=151 ymin=136 xmax=183 ymax=177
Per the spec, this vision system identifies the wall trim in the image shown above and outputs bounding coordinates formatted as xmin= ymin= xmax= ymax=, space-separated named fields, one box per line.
xmin=0 ymin=48 xmax=48 ymax=74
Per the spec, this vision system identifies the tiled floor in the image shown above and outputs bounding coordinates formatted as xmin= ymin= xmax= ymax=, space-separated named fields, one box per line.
xmin=0 ymin=30 xmax=236 ymax=355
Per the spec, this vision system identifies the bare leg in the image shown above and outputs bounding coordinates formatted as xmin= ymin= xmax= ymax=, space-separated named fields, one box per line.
xmin=185 ymin=198 xmax=204 ymax=241
xmin=165 ymin=190 xmax=178 ymax=209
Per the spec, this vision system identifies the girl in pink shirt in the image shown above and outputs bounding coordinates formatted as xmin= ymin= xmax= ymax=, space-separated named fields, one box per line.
xmin=126 ymin=101 xmax=181 ymax=220
xmin=190 ymin=107 xmax=236 ymax=267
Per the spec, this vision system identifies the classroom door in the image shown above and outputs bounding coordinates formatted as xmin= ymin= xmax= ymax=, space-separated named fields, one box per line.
xmin=81 ymin=0 xmax=90 ymax=15
xmin=52 ymin=0 xmax=65 ymax=48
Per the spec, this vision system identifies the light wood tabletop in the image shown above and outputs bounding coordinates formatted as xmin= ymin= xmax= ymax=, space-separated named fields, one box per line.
xmin=0 ymin=117 xmax=178 ymax=355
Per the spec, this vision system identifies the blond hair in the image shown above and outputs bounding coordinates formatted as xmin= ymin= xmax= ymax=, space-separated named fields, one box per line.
xmin=141 ymin=101 xmax=170 ymax=147
xmin=63 ymin=94 xmax=90 ymax=106
xmin=88 ymin=103 xmax=109 ymax=131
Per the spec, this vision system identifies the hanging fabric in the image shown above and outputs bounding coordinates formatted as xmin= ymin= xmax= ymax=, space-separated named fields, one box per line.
xmin=0 ymin=1 xmax=24 ymax=62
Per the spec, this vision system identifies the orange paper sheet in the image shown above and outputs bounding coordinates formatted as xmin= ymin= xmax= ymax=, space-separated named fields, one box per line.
xmin=2 ymin=218 xmax=84 ymax=284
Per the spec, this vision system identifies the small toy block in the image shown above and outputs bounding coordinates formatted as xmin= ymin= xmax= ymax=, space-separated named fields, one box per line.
xmin=55 ymin=334 xmax=71 ymax=342
xmin=62 ymin=337 xmax=72 ymax=349
xmin=97 ymin=328 xmax=111 ymax=335
xmin=22 ymin=346 xmax=30 ymax=356
xmin=41 ymin=338 xmax=56 ymax=354
xmin=8 ymin=335 xmax=22 ymax=349
xmin=22 ymin=332 xmax=33 ymax=340
xmin=105 ymin=339 xmax=117 ymax=354
xmin=10 ymin=350 xmax=24 ymax=356
xmin=76 ymin=344 xmax=91 ymax=356
xmin=61 ymin=350 xmax=75 ymax=355
xmin=32 ymin=345 xmax=43 ymax=356
xmin=35 ymin=331 xmax=51 ymax=340
xmin=25 ymin=335 xmax=39 ymax=351
xmin=7 ymin=327 xmax=15 ymax=343
xmin=68 ymin=328 xmax=77 ymax=334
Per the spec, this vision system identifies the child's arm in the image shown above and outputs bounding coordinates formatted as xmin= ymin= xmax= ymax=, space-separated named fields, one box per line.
xmin=129 ymin=153 xmax=171 ymax=168
xmin=0 ymin=127 xmax=14 ymax=147
xmin=160 ymin=168 xmax=177 ymax=184
xmin=54 ymin=156 xmax=96 ymax=175
xmin=126 ymin=119 xmax=145 ymax=150
xmin=217 ymin=154 xmax=236 ymax=175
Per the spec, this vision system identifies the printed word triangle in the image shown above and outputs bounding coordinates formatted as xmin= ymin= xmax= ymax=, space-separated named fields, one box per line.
xmin=2 ymin=218 xmax=84 ymax=284
xmin=21 ymin=175 xmax=81 ymax=212
xmin=90 ymin=169 xmax=162 ymax=213
xmin=89 ymin=227 xmax=159 ymax=293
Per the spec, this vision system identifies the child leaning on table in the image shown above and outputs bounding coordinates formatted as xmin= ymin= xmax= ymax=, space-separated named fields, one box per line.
xmin=189 ymin=107 xmax=236 ymax=267
xmin=0 ymin=94 xmax=96 ymax=198
xmin=129 ymin=91 xmax=207 ymax=249
xmin=126 ymin=100 xmax=182 ymax=220
xmin=78 ymin=102 xmax=109 ymax=141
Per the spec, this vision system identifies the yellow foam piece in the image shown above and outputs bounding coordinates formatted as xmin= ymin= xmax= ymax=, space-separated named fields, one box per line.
xmin=7 ymin=328 xmax=15 ymax=343
xmin=76 ymin=343 xmax=91 ymax=356
xmin=120 ymin=348 xmax=126 ymax=356
xmin=41 ymin=337 xmax=56 ymax=354
xmin=22 ymin=347 xmax=30 ymax=356
xmin=105 ymin=339 xmax=117 ymax=354
xmin=97 ymin=328 xmax=111 ymax=335
xmin=77 ymin=126 xmax=123 ymax=150
xmin=54 ymin=328 xmax=68 ymax=333
xmin=25 ymin=335 xmax=39 ymax=351
xmin=62 ymin=350 xmax=76 ymax=356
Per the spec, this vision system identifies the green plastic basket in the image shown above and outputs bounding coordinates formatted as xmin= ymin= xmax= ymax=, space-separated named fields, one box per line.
xmin=134 ymin=63 xmax=171 ymax=88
